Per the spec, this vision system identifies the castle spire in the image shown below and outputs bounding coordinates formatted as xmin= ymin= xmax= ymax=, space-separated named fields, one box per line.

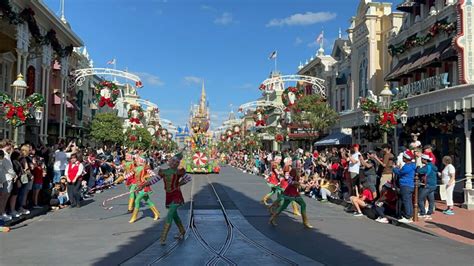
xmin=199 ymin=80 xmax=206 ymax=114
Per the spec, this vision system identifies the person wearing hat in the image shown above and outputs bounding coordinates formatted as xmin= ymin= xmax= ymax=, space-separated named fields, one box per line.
xmin=261 ymin=156 xmax=283 ymax=206
xmin=140 ymin=152 xmax=191 ymax=245
xmin=393 ymin=150 xmax=417 ymax=223
xmin=416 ymin=154 xmax=438 ymax=219
xmin=114 ymin=152 xmax=137 ymax=212
xmin=129 ymin=154 xmax=160 ymax=224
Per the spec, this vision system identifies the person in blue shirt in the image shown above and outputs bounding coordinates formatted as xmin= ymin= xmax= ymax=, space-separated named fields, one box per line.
xmin=417 ymin=154 xmax=438 ymax=219
xmin=393 ymin=150 xmax=417 ymax=223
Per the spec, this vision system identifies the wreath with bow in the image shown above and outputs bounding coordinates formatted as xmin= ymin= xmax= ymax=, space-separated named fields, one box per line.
xmin=0 ymin=92 xmax=45 ymax=127
xmin=359 ymin=97 xmax=408 ymax=131
xmin=95 ymin=81 xmax=120 ymax=108
xmin=128 ymin=105 xmax=144 ymax=125
xmin=282 ymin=86 xmax=303 ymax=110
xmin=252 ymin=107 xmax=269 ymax=127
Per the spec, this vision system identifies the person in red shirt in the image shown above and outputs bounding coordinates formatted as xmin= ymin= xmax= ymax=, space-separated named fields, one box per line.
xmin=350 ymin=181 xmax=374 ymax=217
xmin=31 ymin=157 xmax=45 ymax=209
xmin=269 ymin=169 xmax=313 ymax=229
xmin=65 ymin=154 xmax=84 ymax=208
xmin=423 ymin=145 xmax=437 ymax=166
xmin=261 ymin=156 xmax=282 ymax=206
xmin=268 ymin=165 xmax=301 ymax=216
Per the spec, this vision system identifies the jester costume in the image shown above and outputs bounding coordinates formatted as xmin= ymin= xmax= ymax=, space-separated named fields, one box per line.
xmin=261 ymin=159 xmax=283 ymax=206
xmin=269 ymin=169 xmax=312 ymax=229
xmin=129 ymin=156 xmax=160 ymax=223
xmin=268 ymin=165 xmax=301 ymax=216
xmin=144 ymin=153 xmax=192 ymax=245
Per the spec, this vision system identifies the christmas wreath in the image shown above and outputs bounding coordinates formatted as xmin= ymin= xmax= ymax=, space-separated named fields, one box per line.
xmin=282 ymin=86 xmax=303 ymax=110
xmin=360 ymin=97 xmax=379 ymax=113
xmin=252 ymin=107 xmax=268 ymax=127
xmin=275 ymin=134 xmax=284 ymax=143
xmin=95 ymin=81 xmax=120 ymax=108
xmin=128 ymin=105 xmax=144 ymax=124
xmin=0 ymin=92 xmax=45 ymax=128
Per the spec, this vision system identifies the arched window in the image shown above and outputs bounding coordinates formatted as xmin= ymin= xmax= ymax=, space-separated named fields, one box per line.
xmin=358 ymin=58 xmax=368 ymax=97
xmin=26 ymin=66 xmax=35 ymax=96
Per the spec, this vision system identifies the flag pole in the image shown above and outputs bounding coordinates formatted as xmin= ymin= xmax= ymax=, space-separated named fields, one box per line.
xmin=275 ymin=55 xmax=277 ymax=72
xmin=113 ymin=58 xmax=117 ymax=82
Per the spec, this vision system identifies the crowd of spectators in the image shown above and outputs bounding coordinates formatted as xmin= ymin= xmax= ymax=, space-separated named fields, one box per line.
xmin=225 ymin=141 xmax=457 ymax=224
xmin=0 ymin=139 xmax=169 ymax=222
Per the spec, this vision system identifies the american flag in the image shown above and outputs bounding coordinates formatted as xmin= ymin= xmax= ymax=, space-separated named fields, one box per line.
xmin=316 ymin=32 xmax=324 ymax=44
xmin=107 ymin=58 xmax=116 ymax=65
xmin=268 ymin=51 xmax=277 ymax=60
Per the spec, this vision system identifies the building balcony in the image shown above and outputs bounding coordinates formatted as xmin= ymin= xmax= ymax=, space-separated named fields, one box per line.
xmin=389 ymin=3 xmax=456 ymax=48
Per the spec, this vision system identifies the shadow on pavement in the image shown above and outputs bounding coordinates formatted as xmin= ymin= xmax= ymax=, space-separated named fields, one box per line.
xmin=425 ymin=221 xmax=474 ymax=240
xmin=92 ymin=178 xmax=385 ymax=266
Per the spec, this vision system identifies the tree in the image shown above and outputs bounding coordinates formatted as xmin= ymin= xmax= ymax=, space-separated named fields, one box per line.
xmin=90 ymin=113 xmax=124 ymax=146
xmin=124 ymin=127 xmax=152 ymax=149
xmin=290 ymin=94 xmax=339 ymax=148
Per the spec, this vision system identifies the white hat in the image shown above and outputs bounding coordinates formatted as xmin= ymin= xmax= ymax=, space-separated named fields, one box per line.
xmin=421 ymin=154 xmax=431 ymax=161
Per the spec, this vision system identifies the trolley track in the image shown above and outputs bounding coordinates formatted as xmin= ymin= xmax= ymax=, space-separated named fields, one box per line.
xmin=138 ymin=174 xmax=300 ymax=265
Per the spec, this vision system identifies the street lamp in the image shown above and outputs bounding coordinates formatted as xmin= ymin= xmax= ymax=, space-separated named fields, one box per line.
xmin=34 ymin=107 xmax=43 ymax=123
xmin=400 ymin=112 xmax=408 ymax=125
xmin=363 ymin=112 xmax=370 ymax=125
xmin=379 ymin=83 xmax=393 ymax=109
xmin=11 ymin=74 xmax=28 ymax=145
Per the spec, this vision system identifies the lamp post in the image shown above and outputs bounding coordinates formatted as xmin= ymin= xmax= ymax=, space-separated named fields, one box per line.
xmin=11 ymin=74 xmax=28 ymax=145
xmin=379 ymin=83 xmax=393 ymax=144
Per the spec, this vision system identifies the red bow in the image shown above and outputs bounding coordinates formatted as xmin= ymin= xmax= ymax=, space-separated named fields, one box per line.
xmin=5 ymin=104 xmax=26 ymax=121
xmin=99 ymin=96 xmax=114 ymax=108
xmin=129 ymin=117 xmax=141 ymax=124
xmin=255 ymin=120 xmax=266 ymax=127
xmin=381 ymin=112 xmax=397 ymax=125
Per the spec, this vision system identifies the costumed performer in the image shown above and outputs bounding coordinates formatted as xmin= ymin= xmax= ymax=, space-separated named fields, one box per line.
xmin=261 ymin=155 xmax=283 ymax=206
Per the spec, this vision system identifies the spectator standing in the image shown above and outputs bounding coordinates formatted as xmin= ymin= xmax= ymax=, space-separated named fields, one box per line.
xmin=441 ymin=156 xmax=456 ymax=215
xmin=53 ymin=144 xmax=68 ymax=184
xmin=361 ymin=151 xmax=378 ymax=197
xmin=31 ymin=157 xmax=45 ymax=209
xmin=417 ymin=154 xmax=438 ymax=219
xmin=346 ymin=144 xmax=361 ymax=196
xmin=65 ymin=154 xmax=84 ymax=208
xmin=373 ymin=144 xmax=394 ymax=193
xmin=0 ymin=140 xmax=15 ymax=221
xmin=393 ymin=150 xmax=417 ymax=223
xmin=18 ymin=144 xmax=33 ymax=215
xmin=9 ymin=150 xmax=23 ymax=218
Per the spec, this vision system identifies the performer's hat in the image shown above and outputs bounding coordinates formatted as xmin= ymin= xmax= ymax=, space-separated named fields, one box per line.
xmin=173 ymin=152 xmax=183 ymax=161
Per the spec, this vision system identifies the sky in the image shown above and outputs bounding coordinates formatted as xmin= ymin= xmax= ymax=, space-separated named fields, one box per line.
xmin=43 ymin=0 xmax=398 ymax=129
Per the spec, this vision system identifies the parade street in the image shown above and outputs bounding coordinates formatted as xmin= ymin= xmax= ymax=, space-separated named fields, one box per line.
xmin=1 ymin=167 xmax=472 ymax=266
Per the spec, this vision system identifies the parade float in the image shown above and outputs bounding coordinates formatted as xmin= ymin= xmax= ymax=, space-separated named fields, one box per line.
xmin=184 ymin=83 xmax=220 ymax=174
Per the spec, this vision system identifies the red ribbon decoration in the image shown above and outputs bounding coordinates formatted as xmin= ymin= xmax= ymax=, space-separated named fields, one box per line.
xmin=255 ymin=120 xmax=266 ymax=127
xmin=129 ymin=117 xmax=141 ymax=124
xmin=99 ymin=96 xmax=114 ymax=108
xmin=5 ymin=104 xmax=26 ymax=121
xmin=381 ymin=112 xmax=397 ymax=125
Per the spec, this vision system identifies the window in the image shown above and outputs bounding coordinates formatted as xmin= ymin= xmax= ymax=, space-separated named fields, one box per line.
xmin=358 ymin=58 xmax=368 ymax=97
xmin=26 ymin=66 xmax=35 ymax=96
xmin=340 ymin=87 xmax=346 ymax=111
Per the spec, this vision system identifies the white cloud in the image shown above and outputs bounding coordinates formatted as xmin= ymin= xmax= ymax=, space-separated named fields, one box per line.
xmin=214 ymin=12 xmax=234 ymax=25
xmin=266 ymin=12 xmax=336 ymax=27
xmin=183 ymin=76 xmax=203 ymax=85
xmin=294 ymin=37 xmax=303 ymax=46
xmin=133 ymin=72 xmax=164 ymax=86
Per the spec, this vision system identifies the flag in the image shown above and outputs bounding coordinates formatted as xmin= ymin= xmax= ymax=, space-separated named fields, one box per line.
xmin=107 ymin=58 xmax=116 ymax=65
xmin=268 ymin=51 xmax=277 ymax=60
xmin=316 ymin=32 xmax=324 ymax=44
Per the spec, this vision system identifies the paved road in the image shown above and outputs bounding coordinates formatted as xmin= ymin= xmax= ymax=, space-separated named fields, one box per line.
xmin=1 ymin=166 xmax=472 ymax=265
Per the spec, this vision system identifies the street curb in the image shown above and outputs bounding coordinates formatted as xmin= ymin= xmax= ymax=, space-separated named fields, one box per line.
xmin=326 ymin=197 xmax=439 ymax=237
xmin=2 ymin=206 xmax=50 ymax=227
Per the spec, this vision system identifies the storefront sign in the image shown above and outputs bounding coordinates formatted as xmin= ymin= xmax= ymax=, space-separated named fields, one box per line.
xmin=396 ymin=73 xmax=449 ymax=99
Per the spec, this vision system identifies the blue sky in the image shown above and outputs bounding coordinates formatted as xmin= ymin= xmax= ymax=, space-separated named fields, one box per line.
xmin=43 ymin=0 xmax=397 ymax=129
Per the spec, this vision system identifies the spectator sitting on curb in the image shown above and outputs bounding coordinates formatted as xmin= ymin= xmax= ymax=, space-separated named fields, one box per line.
xmin=349 ymin=181 xmax=374 ymax=217
xmin=374 ymin=181 xmax=398 ymax=224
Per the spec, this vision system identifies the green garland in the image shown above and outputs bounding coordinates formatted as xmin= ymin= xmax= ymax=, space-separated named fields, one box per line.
xmin=389 ymin=21 xmax=456 ymax=56
xmin=0 ymin=1 xmax=74 ymax=57
xmin=0 ymin=92 xmax=45 ymax=127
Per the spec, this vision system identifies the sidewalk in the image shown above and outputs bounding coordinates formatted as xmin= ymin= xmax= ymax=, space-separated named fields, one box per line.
xmin=410 ymin=201 xmax=474 ymax=245
xmin=1 ymin=206 xmax=49 ymax=228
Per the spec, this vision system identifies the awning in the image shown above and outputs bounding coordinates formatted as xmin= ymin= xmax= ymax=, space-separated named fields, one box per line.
xmin=407 ymin=46 xmax=435 ymax=73
xmin=314 ymin=132 xmax=352 ymax=146
xmin=53 ymin=95 xmax=75 ymax=109
xmin=440 ymin=46 xmax=457 ymax=61
xmin=397 ymin=0 xmax=419 ymax=12
xmin=395 ymin=52 xmax=421 ymax=77
xmin=386 ymin=58 xmax=408 ymax=81
xmin=421 ymin=39 xmax=452 ymax=68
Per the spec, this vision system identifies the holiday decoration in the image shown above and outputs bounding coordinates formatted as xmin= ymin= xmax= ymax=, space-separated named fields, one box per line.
xmin=192 ymin=151 xmax=208 ymax=166
xmin=0 ymin=92 xmax=45 ymax=127
xmin=359 ymin=97 xmax=408 ymax=131
xmin=127 ymin=104 xmax=144 ymax=126
xmin=0 ymin=4 xmax=73 ymax=57
xmin=282 ymin=86 xmax=303 ymax=110
xmin=388 ymin=21 xmax=456 ymax=56
xmin=275 ymin=134 xmax=284 ymax=143
xmin=253 ymin=107 xmax=268 ymax=127
xmin=95 ymin=81 xmax=120 ymax=108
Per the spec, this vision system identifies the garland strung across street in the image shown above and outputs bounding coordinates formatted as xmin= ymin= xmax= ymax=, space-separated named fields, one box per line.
xmin=0 ymin=92 xmax=45 ymax=127
xmin=0 ymin=2 xmax=74 ymax=57
xmin=388 ymin=20 xmax=456 ymax=56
